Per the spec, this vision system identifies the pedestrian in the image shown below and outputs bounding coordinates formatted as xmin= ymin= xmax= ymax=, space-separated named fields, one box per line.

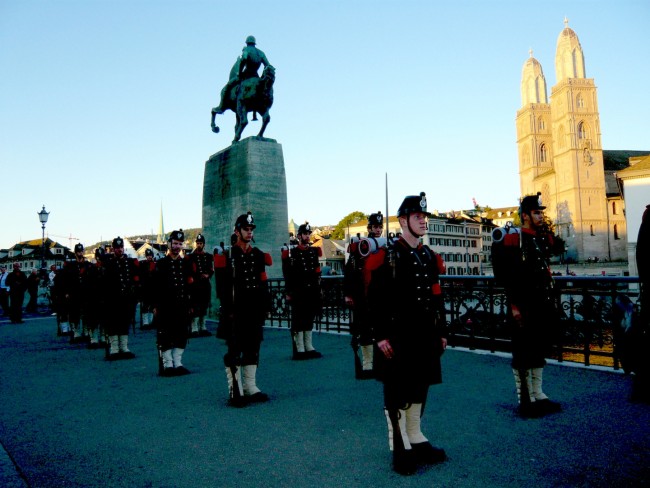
xmin=62 ymin=243 xmax=92 ymax=343
xmin=153 ymin=230 xmax=193 ymax=377
xmin=215 ymin=212 xmax=272 ymax=406
xmin=344 ymin=211 xmax=384 ymax=379
xmin=139 ymin=249 xmax=157 ymax=329
xmin=281 ymin=222 xmax=323 ymax=360
xmin=0 ymin=265 xmax=10 ymax=316
xmin=631 ymin=204 xmax=650 ymax=402
xmin=103 ymin=237 xmax=139 ymax=360
xmin=6 ymin=263 xmax=28 ymax=324
xmin=367 ymin=192 xmax=448 ymax=475
xmin=186 ymin=233 xmax=214 ymax=337
xmin=491 ymin=192 xmax=562 ymax=417
xmin=25 ymin=269 xmax=40 ymax=313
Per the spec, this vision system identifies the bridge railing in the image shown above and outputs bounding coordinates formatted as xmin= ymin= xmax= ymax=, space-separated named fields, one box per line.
xmin=266 ymin=275 xmax=642 ymax=370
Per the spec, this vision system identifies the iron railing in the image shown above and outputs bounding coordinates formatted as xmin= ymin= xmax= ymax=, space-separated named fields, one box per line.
xmin=265 ymin=275 xmax=642 ymax=370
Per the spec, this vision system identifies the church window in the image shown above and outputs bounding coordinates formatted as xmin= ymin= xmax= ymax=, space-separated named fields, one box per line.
xmin=539 ymin=143 xmax=548 ymax=163
xmin=578 ymin=121 xmax=589 ymax=140
xmin=576 ymin=94 xmax=585 ymax=108
xmin=614 ymin=224 xmax=620 ymax=240
xmin=612 ymin=202 xmax=617 ymax=215
xmin=538 ymin=117 xmax=545 ymax=131
xmin=590 ymin=225 xmax=595 ymax=236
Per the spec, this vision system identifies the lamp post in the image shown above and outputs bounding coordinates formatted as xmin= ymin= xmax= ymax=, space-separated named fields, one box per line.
xmin=38 ymin=205 xmax=50 ymax=269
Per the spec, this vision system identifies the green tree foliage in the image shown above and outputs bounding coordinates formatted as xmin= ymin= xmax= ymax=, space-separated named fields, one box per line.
xmin=331 ymin=211 xmax=367 ymax=240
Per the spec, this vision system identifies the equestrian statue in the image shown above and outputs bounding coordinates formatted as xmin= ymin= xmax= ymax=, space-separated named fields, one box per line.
xmin=211 ymin=36 xmax=275 ymax=143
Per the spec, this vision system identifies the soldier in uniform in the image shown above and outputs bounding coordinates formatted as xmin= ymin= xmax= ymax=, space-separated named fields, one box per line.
xmin=491 ymin=193 xmax=562 ymax=417
xmin=139 ymin=248 xmax=157 ymax=329
xmin=84 ymin=247 xmax=107 ymax=349
xmin=154 ymin=230 xmax=193 ymax=377
xmin=214 ymin=212 xmax=272 ymax=406
xmin=282 ymin=222 xmax=323 ymax=360
xmin=186 ymin=234 xmax=214 ymax=337
xmin=63 ymin=243 xmax=92 ymax=344
xmin=367 ymin=192 xmax=448 ymax=475
xmin=103 ymin=237 xmax=139 ymax=360
xmin=344 ymin=211 xmax=384 ymax=378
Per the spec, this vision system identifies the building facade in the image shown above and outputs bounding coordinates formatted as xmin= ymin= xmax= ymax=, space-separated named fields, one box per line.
xmin=516 ymin=19 xmax=629 ymax=263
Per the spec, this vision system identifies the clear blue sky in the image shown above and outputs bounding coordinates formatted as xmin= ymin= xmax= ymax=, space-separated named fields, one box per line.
xmin=1 ymin=0 xmax=648 ymax=250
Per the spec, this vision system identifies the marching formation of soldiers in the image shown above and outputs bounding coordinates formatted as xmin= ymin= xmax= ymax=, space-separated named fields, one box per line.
xmin=11 ymin=190 xmax=574 ymax=476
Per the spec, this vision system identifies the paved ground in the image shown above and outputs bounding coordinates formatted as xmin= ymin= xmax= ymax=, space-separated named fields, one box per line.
xmin=1 ymin=314 xmax=649 ymax=488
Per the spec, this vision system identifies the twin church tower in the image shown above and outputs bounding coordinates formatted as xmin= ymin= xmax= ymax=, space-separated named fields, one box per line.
xmin=516 ymin=19 xmax=626 ymax=262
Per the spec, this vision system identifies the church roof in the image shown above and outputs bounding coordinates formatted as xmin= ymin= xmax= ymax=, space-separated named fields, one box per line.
xmin=616 ymin=154 xmax=650 ymax=178
xmin=603 ymin=150 xmax=650 ymax=171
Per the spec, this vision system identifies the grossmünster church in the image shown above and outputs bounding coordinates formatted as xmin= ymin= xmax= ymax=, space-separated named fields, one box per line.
xmin=516 ymin=19 xmax=645 ymax=263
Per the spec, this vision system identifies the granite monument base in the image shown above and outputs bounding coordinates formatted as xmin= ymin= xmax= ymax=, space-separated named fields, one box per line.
xmin=203 ymin=136 xmax=289 ymax=284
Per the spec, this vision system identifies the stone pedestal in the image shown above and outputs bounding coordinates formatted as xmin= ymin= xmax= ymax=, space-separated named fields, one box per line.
xmin=202 ymin=136 xmax=288 ymax=279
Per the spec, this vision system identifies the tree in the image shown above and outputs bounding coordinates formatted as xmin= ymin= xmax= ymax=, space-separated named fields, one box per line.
xmin=331 ymin=211 xmax=367 ymax=240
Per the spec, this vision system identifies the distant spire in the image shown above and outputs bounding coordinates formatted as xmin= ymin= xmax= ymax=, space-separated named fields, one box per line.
xmin=564 ymin=16 xmax=569 ymax=28
xmin=157 ymin=203 xmax=165 ymax=244
xmin=529 ymin=48 xmax=533 ymax=58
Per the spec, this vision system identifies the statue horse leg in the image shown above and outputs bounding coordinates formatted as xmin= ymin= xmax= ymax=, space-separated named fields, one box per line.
xmin=257 ymin=109 xmax=270 ymax=139
xmin=210 ymin=108 xmax=220 ymax=134
xmin=233 ymin=101 xmax=248 ymax=143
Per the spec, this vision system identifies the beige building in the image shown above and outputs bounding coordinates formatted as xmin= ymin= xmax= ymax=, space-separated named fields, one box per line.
xmin=516 ymin=19 xmax=644 ymax=263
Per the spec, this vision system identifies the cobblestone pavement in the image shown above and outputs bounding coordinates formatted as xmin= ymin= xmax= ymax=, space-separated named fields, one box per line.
xmin=1 ymin=314 xmax=649 ymax=487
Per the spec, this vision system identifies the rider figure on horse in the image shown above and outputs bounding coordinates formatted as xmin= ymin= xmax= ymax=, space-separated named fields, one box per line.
xmin=215 ymin=36 xmax=270 ymax=116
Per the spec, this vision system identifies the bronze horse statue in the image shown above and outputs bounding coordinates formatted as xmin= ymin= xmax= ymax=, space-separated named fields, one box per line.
xmin=211 ymin=64 xmax=275 ymax=143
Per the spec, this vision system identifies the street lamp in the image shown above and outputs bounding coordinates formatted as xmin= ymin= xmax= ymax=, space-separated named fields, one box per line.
xmin=38 ymin=205 xmax=50 ymax=269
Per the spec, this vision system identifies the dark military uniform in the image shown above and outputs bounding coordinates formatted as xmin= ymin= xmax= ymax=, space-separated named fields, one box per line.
xmin=491 ymin=193 xmax=561 ymax=417
xmin=493 ymin=228 xmax=557 ymax=369
xmin=62 ymin=254 xmax=92 ymax=343
xmin=215 ymin=212 xmax=272 ymax=406
xmin=344 ymin=212 xmax=385 ymax=378
xmin=186 ymin=235 xmax=214 ymax=337
xmin=103 ymin=238 xmax=139 ymax=359
xmin=154 ymin=241 xmax=192 ymax=376
xmin=367 ymin=193 xmax=447 ymax=475
xmin=368 ymin=238 xmax=446 ymax=407
xmin=84 ymin=248 xmax=107 ymax=348
xmin=282 ymin=232 xmax=323 ymax=359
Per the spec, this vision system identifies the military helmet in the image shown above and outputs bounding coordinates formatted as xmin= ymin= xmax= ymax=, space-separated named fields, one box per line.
xmin=368 ymin=212 xmax=383 ymax=227
xmin=519 ymin=192 xmax=546 ymax=215
xmin=246 ymin=35 xmax=256 ymax=45
xmin=397 ymin=192 xmax=431 ymax=217
xmin=74 ymin=243 xmax=84 ymax=253
xmin=235 ymin=212 xmax=256 ymax=230
xmin=112 ymin=237 xmax=124 ymax=248
xmin=169 ymin=229 xmax=184 ymax=242
xmin=94 ymin=247 xmax=106 ymax=259
xmin=196 ymin=233 xmax=206 ymax=243
xmin=298 ymin=222 xmax=312 ymax=234
xmin=144 ymin=248 xmax=154 ymax=257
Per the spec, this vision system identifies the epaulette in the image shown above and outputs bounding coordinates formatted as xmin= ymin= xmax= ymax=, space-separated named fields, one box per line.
xmin=503 ymin=233 xmax=520 ymax=247
xmin=316 ymin=247 xmax=323 ymax=258
xmin=435 ymin=253 xmax=446 ymax=275
xmin=214 ymin=254 xmax=228 ymax=268
xmin=264 ymin=252 xmax=273 ymax=266
xmin=364 ymin=248 xmax=386 ymax=273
